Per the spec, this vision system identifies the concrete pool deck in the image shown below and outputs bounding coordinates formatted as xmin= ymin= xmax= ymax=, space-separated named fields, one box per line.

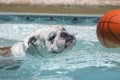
xmin=0 ymin=0 xmax=120 ymax=15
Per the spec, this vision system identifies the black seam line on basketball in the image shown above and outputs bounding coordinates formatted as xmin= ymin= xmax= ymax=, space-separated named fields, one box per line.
xmin=107 ymin=14 xmax=120 ymax=42
xmin=99 ymin=21 xmax=120 ymax=25
xmin=101 ymin=17 xmax=108 ymax=47
xmin=97 ymin=17 xmax=108 ymax=47
xmin=108 ymin=15 xmax=120 ymax=41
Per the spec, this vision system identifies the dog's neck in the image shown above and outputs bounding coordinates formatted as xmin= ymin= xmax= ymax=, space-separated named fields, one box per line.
xmin=0 ymin=46 xmax=11 ymax=57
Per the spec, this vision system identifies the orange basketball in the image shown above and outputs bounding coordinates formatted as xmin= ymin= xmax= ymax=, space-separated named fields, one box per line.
xmin=97 ymin=10 xmax=120 ymax=48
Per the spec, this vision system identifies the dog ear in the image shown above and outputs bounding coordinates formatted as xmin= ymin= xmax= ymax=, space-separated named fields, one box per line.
xmin=28 ymin=36 xmax=38 ymax=46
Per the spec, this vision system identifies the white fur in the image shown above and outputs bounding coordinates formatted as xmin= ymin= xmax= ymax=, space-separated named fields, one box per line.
xmin=10 ymin=26 xmax=76 ymax=58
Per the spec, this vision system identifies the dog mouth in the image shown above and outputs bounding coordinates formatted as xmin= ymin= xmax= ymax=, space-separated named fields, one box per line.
xmin=52 ymin=35 xmax=76 ymax=54
xmin=64 ymin=35 xmax=75 ymax=48
xmin=49 ymin=31 xmax=76 ymax=54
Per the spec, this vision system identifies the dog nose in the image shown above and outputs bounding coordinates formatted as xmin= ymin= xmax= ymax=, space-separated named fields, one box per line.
xmin=66 ymin=35 xmax=74 ymax=43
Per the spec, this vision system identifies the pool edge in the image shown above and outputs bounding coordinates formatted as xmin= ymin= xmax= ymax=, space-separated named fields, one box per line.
xmin=0 ymin=5 xmax=119 ymax=15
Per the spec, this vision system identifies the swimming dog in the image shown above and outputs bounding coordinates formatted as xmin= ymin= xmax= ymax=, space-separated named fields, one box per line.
xmin=0 ymin=26 xmax=76 ymax=59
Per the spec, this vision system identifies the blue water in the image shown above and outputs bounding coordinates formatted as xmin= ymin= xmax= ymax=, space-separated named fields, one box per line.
xmin=0 ymin=14 xmax=120 ymax=80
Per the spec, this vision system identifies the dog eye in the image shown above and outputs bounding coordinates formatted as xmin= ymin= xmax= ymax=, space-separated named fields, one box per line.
xmin=48 ymin=33 xmax=56 ymax=41
xmin=60 ymin=32 xmax=68 ymax=37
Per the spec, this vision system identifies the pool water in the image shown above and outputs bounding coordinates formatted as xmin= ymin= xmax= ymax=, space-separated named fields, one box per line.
xmin=0 ymin=14 xmax=120 ymax=80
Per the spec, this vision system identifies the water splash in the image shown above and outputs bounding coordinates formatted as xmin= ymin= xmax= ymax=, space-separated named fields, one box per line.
xmin=0 ymin=24 xmax=120 ymax=80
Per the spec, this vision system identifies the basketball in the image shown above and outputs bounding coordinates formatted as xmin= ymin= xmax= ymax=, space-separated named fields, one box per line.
xmin=97 ymin=10 xmax=120 ymax=48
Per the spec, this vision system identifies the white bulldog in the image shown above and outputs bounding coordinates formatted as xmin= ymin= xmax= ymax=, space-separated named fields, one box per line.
xmin=0 ymin=26 xmax=76 ymax=59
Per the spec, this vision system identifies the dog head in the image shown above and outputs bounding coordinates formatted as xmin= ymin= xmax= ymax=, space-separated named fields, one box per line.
xmin=25 ymin=26 xmax=76 ymax=57
xmin=46 ymin=27 xmax=76 ymax=54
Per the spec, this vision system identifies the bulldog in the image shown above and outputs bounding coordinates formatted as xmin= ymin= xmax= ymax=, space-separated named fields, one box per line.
xmin=0 ymin=26 xmax=76 ymax=59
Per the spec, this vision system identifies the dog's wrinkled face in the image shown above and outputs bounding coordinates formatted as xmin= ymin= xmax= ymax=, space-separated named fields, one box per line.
xmin=26 ymin=26 xmax=76 ymax=57
xmin=46 ymin=27 xmax=76 ymax=54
